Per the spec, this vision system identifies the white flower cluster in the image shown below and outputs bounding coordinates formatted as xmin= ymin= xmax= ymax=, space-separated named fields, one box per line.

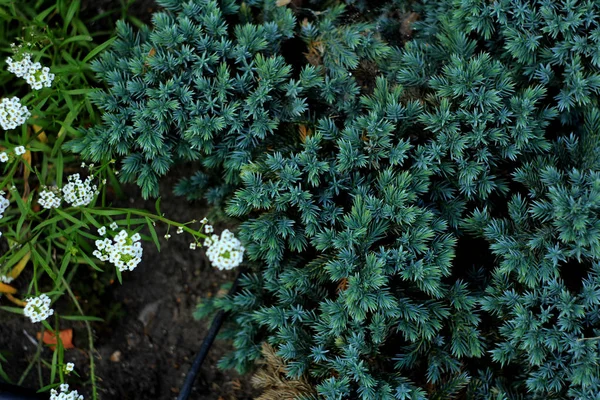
xmin=0 ymin=191 xmax=9 ymax=218
xmin=6 ymin=53 xmax=32 ymax=78
xmin=204 ymin=229 xmax=245 ymax=270
xmin=62 ymin=173 xmax=99 ymax=207
xmin=38 ymin=188 xmax=62 ymax=209
xmin=0 ymin=97 xmax=30 ymax=130
xmin=6 ymin=53 xmax=54 ymax=90
xmin=23 ymin=293 xmax=54 ymax=323
xmin=50 ymin=384 xmax=83 ymax=400
xmin=0 ymin=275 xmax=14 ymax=284
xmin=94 ymin=230 xmax=143 ymax=272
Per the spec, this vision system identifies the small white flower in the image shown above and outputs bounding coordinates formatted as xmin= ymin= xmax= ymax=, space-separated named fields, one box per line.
xmin=98 ymin=226 xmax=106 ymax=236
xmin=81 ymin=162 xmax=86 ymax=168
xmin=65 ymin=362 xmax=74 ymax=372
xmin=164 ymin=233 xmax=171 ymax=239
xmin=0 ymin=275 xmax=13 ymax=284
xmin=60 ymin=383 xmax=69 ymax=392
xmin=109 ymin=222 xmax=118 ymax=230
xmin=23 ymin=294 xmax=54 ymax=323
xmin=0 ymin=152 xmax=8 ymax=162
xmin=14 ymin=146 xmax=25 ymax=155
xmin=176 ymin=227 xmax=184 ymax=234
xmin=204 ymin=224 xmax=214 ymax=234
xmin=205 ymin=229 xmax=245 ymax=270
xmin=190 ymin=243 xmax=197 ymax=250
xmin=200 ymin=217 xmax=208 ymax=224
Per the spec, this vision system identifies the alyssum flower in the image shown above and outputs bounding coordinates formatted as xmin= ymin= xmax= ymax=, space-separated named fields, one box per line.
xmin=38 ymin=188 xmax=62 ymax=209
xmin=65 ymin=362 xmax=75 ymax=373
xmin=0 ymin=97 xmax=30 ymax=131
xmin=6 ymin=52 xmax=55 ymax=90
xmin=93 ymin=230 xmax=143 ymax=272
xmin=62 ymin=173 xmax=98 ymax=207
xmin=23 ymin=293 xmax=54 ymax=323
xmin=204 ymin=229 xmax=245 ymax=270
xmin=49 ymin=383 xmax=83 ymax=400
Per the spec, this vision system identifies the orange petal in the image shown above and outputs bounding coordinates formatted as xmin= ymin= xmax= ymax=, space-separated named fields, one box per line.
xmin=9 ymin=251 xmax=30 ymax=280
xmin=5 ymin=293 xmax=26 ymax=307
xmin=0 ymin=282 xmax=17 ymax=294
xmin=36 ymin=329 xmax=74 ymax=351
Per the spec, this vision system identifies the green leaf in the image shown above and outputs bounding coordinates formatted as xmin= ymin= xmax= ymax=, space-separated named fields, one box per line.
xmin=37 ymin=383 xmax=59 ymax=393
xmin=34 ymin=5 xmax=57 ymax=22
xmin=53 ymin=107 xmax=81 ymax=157
xmin=86 ymin=209 xmax=125 ymax=216
xmin=46 ymin=221 xmax=88 ymax=241
xmin=59 ymin=35 xmax=93 ymax=47
xmin=145 ymin=216 xmax=160 ymax=251
xmin=0 ymin=361 xmax=13 ymax=384
xmin=82 ymin=37 xmax=116 ymax=63
xmin=31 ymin=247 xmax=57 ymax=282
xmin=54 ymin=248 xmax=72 ymax=290
xmin=62 ymin=0 xmax=80 ymax=31
xmin=60 ymin=315 xmax=104 ymax=322
xmin=63 ymin=89 xmax=95 ymax=95
xmin=0 ymin=306 xmax=24 ymax=314
xmin=81 ymin=210 xmax=101 ymax=229
xmin=80 ymin=250 xmax=103 ymax=272
xmin=32 ymin=214 xmax=64 ymax=233
xmin=50 ymin=338 xmax=58 ymax=382
xmin=155 ymin=197 xmax=161 ymax=216
xmin=55 ymin=209 xmax=89 ymax=229
xmin=3 ymin=245 xmax=30 ymax=272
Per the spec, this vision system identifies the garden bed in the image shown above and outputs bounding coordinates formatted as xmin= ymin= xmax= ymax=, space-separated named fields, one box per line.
xmin=3 ymin=0 xmax=600 ymax=398
xmin=0 ymin=167 xmax=256 ymax=399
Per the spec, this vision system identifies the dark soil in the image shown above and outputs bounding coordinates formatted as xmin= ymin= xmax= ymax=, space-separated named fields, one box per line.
xmin=86 ymin=170 xmax=256 ymax=400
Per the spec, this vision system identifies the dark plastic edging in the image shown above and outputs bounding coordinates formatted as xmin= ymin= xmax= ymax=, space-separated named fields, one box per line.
xmin=177 ymin=270 xmax=242 ymax=400
xmin=0 ymin=381 xmax=46 ymax=399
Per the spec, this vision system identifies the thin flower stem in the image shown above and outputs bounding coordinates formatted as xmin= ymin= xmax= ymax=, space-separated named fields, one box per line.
xmin=93 ymin=207 xmax=206 ymax=237
xmin=61 ymin=274 xmax=98 ymax=400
